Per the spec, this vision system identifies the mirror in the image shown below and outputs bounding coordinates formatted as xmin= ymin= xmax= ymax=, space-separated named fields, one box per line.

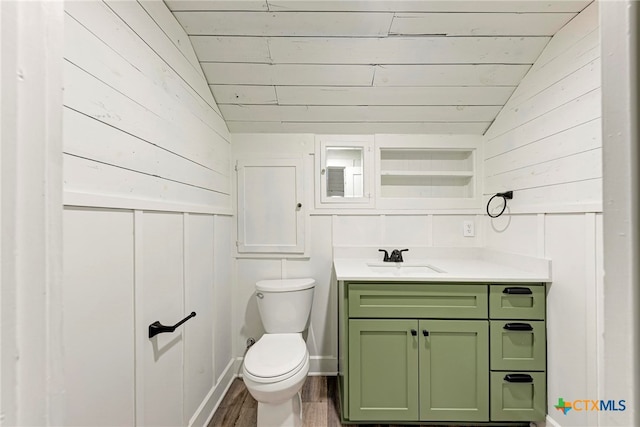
xmin=324 ymin=147 xmax=364 ymax=198
xmin=315 ymin=135 xmax=373 ymax=208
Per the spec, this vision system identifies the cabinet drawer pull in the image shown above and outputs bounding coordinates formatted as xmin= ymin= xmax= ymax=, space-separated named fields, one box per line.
xmin=410 ymin=329 xmax=417 ymax=336
xmin=502 ymin=287 xmax=532 ymax=295
xmin=503 ymin=323 xmax=533 ymax=331
xmin=422 ymin=329 xmax=429 ymax=337
xmin=504 ymin=374 xmax=534 ymax=383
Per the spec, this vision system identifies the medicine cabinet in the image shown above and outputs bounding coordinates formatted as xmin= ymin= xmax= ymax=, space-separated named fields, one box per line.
xmin=236 ymin=158 xmax=305 ymax=254
xmin=315 ymin=135 xmax=374 ymax=208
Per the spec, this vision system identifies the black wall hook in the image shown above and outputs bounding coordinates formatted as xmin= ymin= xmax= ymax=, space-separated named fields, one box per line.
xmin=149 ymin=312 xmax=196 ymax=339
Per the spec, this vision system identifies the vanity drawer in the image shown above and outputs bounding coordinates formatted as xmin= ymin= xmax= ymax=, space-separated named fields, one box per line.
xmin=490 ymin=371 xmax=546 ymax=422
xmin=348 ymin=283 xmax=487 ymax=319
xmin=490 ymin=321 xmax=546 ymax=371
xmin=489 ymin=285 xmax=545 ymax=320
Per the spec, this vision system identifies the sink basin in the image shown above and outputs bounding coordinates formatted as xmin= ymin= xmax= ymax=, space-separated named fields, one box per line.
xmin=366 ymin=261 xmax=445 ymax=276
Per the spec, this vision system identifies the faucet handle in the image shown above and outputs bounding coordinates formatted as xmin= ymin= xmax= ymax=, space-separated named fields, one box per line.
xmin=378 ymin=249 xmax=390 ymax=262
xmin=394 ymin=249 xmax=409 ymax=262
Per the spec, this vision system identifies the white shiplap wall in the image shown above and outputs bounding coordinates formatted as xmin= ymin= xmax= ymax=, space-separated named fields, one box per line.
xmin=64 ymin=0 xmax=231 ymax=212
xmin=483 ymin=2 xmax=601 ymax=213
xmin=482 ymin=4 xmax=604 ymax=427
xmin=62 ymin=1 xmax=234 ymax=426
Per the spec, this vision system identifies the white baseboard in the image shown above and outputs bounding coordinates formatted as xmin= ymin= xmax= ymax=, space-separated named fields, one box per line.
xmin=545 ymin=414 xmax=561 ymax=427
xmin=190 ymin=358 xmax=240 ymax=427
xmin=309 ymin=356 xmax=337 ymax=375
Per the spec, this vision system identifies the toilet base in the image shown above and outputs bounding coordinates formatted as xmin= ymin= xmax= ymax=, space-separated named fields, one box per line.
xmin=257 ymin=392 xmax=302 ymax=427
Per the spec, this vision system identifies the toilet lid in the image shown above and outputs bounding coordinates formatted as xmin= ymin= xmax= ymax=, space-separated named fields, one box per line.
xmin=244 ymin=334 xmax=307 ymax=379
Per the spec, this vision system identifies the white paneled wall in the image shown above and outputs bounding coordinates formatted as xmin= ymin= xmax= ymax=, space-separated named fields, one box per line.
xmin=483 ymin=213 xmax=602 ymax=427
xmin=232 ymin=134 xmax=482 ymax=371
xmin=139 ymin=212 xmax=185 ymax=427
xmin=62 ymin=209 xmax=135 ymax=426
xmin=63 ymin=209 xmax=234 ymax=426
xmin=483 ymin=2 xmax=601 ymax=213
xmin=61 ymin=1 xmax=234 ymax=426
xmin=482 ymin=5 xmax=603 ymax=427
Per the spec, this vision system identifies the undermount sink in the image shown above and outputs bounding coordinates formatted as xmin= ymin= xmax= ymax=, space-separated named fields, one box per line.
xmin=366 ymin=261 xmax=445 ymax=275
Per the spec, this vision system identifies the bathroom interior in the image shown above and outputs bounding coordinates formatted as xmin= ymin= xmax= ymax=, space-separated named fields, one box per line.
xmin=1 ymin=0 xmax=638 ymax=426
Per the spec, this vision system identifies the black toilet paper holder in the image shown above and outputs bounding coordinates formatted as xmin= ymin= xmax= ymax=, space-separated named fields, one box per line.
xmin=149 ymin=311 xmax=196 ymax=339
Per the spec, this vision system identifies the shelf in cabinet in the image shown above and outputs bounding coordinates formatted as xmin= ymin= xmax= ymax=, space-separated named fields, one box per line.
xmin=380 ymin=170 xmax=474 ymax=178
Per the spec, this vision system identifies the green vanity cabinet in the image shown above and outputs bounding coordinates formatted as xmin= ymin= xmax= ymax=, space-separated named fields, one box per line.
xmin=339 ymin=281 xmax=547 ymax=425
xmin=348 ymin=318 xmax=489 ymax=422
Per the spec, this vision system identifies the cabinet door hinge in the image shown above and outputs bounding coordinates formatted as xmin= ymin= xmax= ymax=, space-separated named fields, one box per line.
xmin=234 ymin=161 xmax=239 ymax=172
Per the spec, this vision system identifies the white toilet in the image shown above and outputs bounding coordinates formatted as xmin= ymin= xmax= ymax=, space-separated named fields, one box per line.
xmin=242 ymin=278 xmax=315 ymax=427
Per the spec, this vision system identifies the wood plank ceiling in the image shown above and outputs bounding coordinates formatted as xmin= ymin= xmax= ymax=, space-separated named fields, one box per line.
xmin=166 ymin=0 xmax=592 ymax=134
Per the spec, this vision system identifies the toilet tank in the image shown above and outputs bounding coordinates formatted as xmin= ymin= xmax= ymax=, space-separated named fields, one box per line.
xmin=255 ymin=278 xmax=315 ymax=333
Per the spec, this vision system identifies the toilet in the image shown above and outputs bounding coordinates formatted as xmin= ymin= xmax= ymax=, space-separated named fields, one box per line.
xmin=242 ymin=278 xmax=315 ymax=427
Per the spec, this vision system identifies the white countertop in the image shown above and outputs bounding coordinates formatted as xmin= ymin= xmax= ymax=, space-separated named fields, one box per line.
xmin=333 ymin=247 xmax=551 ymax=283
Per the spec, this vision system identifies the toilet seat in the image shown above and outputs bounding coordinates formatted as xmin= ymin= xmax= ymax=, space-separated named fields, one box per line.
xmin=244 ymin=334 xmax=308 ymax=384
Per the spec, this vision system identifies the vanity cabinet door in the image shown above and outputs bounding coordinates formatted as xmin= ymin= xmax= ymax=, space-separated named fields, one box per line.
xmin=348 ymin=319 xmax=419 ymax=421
xmin=419 ymin=320 xmax=489 ymax=422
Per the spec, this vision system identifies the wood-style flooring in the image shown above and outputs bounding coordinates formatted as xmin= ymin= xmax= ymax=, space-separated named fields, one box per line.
xmin=208 ymin=376 xmax=469 ymax=427
xmin=208 ymin=376 xmax=341 ymax=427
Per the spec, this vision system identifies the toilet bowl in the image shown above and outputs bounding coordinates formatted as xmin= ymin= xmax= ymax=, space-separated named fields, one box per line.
xmin=242 ymin=334 xmax=309 ymax=426
xmin=241 ymin=278 xmax=315 ymax=427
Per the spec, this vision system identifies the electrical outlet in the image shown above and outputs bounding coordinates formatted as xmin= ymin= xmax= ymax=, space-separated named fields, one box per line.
xmin=463 ymin=221 xmax=475 ymax=237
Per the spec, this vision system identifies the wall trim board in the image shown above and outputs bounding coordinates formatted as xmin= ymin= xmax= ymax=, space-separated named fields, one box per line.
xmin=601 ymin=1 xmax=640 ymax=425
xmin=309 ymin=356 xmax=338 ymax=375
xmin=63 ymin=191 xmax=233 ymax=216
xmin=235 ymin=253 xmax=311 ymax=260
xmin=133 ymin=210 xmax=146 ymax=427
xmin=309 ymin=209 xmax=484 ymax=216
xmin=545 ymin=414 xmax=562 ymax=427
xmin=482 ymin=202 xmax=602 ymax=215
xmin=584 ymin=212 xmax=599 ymax=427
xmin=192 ymin=358 xmax=237 ymax=427
xmin=308 ymin=204 xmax=603 ymax=215
xmin=1 ymin=1 xmax=65 ymax=424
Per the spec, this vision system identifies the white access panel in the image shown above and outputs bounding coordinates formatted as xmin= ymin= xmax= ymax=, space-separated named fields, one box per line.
xmin=237 ymin=158 xmax=305 ymax=253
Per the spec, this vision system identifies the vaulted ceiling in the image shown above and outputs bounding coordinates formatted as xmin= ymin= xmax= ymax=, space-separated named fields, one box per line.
xmin=166 ymin=0 xmax=592 ymax=134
